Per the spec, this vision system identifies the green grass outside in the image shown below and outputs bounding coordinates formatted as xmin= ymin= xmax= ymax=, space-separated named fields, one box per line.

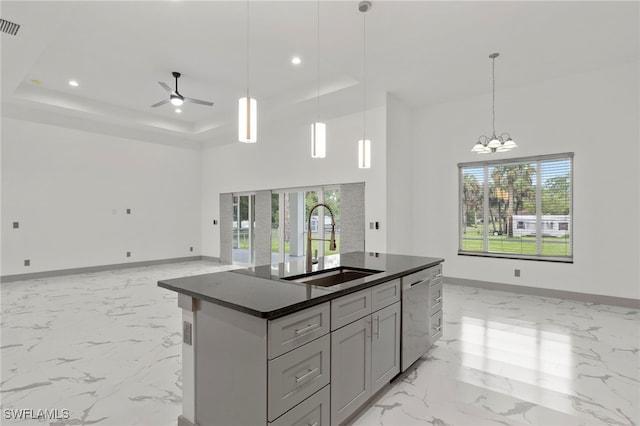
xmin=233 ymin=229 xmax=340 ymax=256
xmin=461 ymin=226 xmax=571 ymax=257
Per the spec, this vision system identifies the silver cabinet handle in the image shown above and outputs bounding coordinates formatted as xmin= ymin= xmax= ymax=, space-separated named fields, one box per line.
xmin=295 ymin=323 xmax=319 ymax=335
xmin=434 ymin=272 xmax=443 ymax=278
xmin=295 ymin=367 xmax=318 ymax=383
xmin=374 ymin=316 xmax=380 ymax=338
xmin=434 ymin=297 xmax=442 ymax=303
xmin=366 ymin=319 xmax=372 ymax=338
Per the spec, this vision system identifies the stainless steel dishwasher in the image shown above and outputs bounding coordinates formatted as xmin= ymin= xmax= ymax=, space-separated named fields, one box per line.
xmin=401 ymin=268 xmax=431 ymax=371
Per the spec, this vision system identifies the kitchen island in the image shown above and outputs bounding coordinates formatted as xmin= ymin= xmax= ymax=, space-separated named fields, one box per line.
xmin=158 ymin=252 xmax=444 ymax=426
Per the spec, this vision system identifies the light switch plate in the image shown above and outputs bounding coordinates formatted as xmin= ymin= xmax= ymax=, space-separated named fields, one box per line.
xmin=13 ymin=222 xmax=19 ymax=229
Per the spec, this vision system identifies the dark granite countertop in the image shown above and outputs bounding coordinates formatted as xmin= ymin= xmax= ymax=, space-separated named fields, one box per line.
xmin=158 ymin=252 xmax=444 ymax=319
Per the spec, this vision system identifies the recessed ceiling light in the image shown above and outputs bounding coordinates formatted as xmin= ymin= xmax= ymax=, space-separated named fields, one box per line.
xmin=291 ymin=56 xmax=302 ymax=65
xmin=68 ymin=80 xmax=79 ymax=87
xmin=175 ymin=108 xmax=182 ymax=113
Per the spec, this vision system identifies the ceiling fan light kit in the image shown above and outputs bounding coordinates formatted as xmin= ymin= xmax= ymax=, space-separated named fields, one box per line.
xmin=151 ymin=71 xmax=213 ymax=109
xmin=472 ymin=52 xmax=517 ymax=154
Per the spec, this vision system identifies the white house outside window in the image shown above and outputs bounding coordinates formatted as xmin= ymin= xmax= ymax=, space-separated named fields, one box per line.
xmin=459 ymin=153 xmax=573 ymax=262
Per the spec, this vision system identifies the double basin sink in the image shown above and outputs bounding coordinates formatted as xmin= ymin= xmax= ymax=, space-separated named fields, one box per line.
xmin=282 ymin=267 xmax=382 ymax=288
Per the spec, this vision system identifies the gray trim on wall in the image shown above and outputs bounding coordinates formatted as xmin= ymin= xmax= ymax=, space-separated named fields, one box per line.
xmin=219 ymin=192 xmax=233 ymax=264
xmin=254 ymin=190 xmax=273 ymax=266
xmin=339 ymin=182 xmax=365 ymax=253
xmin=177 ymin=415 xmax=198 ymax=426
xmin=446 ymin=276 xmax=640 ymax=309
xmin=0 ymin=256 xmax=223 ymax=283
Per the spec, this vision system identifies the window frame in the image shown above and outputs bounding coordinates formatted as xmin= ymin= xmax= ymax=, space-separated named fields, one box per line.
xmin=458 ymin=152 xmax=574 ymax=263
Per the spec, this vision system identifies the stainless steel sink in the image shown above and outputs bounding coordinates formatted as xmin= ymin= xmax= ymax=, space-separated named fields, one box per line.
xmin=283 ymin=267 xmax=381 ymax=287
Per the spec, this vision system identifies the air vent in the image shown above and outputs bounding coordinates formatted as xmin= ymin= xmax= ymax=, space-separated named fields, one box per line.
xmin=0 ymin=19 xmax=21 ymax=36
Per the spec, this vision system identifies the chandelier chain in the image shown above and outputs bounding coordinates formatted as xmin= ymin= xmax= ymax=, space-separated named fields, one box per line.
xmin=492 ymin=55 xmax=496 ymax=136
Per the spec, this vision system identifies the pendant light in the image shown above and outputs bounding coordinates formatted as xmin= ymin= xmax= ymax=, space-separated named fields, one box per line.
xmin=471 ymin=53 xmax=517 ymax=154
xmin=239 ymin=0 xmax=257 ymax=143
xmin=357 ymin=1 xmax=371 ymax=168
xmin=311 ymin=0 xmax=326 ymax=158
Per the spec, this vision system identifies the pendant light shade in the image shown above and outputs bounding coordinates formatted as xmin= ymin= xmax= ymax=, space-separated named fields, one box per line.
xmin=238 ymin=96 xmax=257 ymax=143
xmin=358 ymin=139 xmax=371 ymax=169
xmin=311 ymin=122 xmax=326 ymax=158
xmin=472 ymin=52 xmax=517 ymax=154
xmin=238 ymin=0 xmax=257 ymax=144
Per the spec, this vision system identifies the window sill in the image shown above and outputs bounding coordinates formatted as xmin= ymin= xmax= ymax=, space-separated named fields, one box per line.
xmin=458 ymin=251 xmax=573 ymax=264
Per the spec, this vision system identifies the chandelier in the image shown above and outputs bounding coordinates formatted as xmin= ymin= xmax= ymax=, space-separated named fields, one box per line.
xmin=471 ymin=53 xmax=517 ymax=154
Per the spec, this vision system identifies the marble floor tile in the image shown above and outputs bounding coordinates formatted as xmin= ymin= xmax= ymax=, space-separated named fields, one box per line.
xmin=2 ymin=262 xmax=638 ymax=426
xmin=350 ymin=285 xmax=640 ymax=426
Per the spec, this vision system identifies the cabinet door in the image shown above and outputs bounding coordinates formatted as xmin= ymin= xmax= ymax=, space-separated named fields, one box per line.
xmin=371 ymin=302 xmax=401 ymax=395
xmin=331 ymin=316 xmax=371 ymax=426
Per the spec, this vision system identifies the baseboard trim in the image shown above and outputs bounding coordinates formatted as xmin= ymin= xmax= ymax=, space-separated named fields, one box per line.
xmin=200 ymin=255 xmax=221 ymax=262
xmin=0 ymin=256 xmax=223 ymax=283
xmin=446 ymin=276 xmax=640 ymax=309
xmin=177 ymin=415 xmax=198 ymax=426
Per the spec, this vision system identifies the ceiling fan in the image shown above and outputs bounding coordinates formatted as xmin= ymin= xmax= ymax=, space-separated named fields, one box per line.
xmin=151 ymin=71 xmax=214 ymax=108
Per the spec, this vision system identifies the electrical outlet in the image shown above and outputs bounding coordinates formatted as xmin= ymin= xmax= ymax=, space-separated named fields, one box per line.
xmin=126 ymin=208 xmax=131 ymax=214
xmin=514 ymin=269 xmax=521 ymax=277
xmin=190 ymin=247 xmax=193 ymax=252
xmin=126 ymin=251 xmax=131 ymax=257
xmin=13 ymin=222 xmax=19 ymax=229
xmin=24 ymin=259 xmax=30 ymax=266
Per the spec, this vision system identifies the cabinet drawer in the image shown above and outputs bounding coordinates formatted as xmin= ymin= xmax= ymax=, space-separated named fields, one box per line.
xmin=430 ymin=310 xmax=443 ymax=342
xmin=431 ymin=264 xmax=443 ymax=281
xmin=269 ymin=385 xmax=330 ymax=426
xmin=371 ymin=279 xmax=400 ymax=312
xmin=268 ymin=334 xmax=330 ymax=421
xmin=331 ymin=288 xmax=372 ymax=330
xmin=430 ymin=281 xmax=443 ymax=312
xmin=269 ymin=302 xmax=330 ymax=359
xmin=402 ymin=268 xmax=431 ymax=288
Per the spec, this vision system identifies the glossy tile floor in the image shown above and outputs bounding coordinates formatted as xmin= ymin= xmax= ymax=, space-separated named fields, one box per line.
xmin=1 ymin=261 xmax=638 ymax=425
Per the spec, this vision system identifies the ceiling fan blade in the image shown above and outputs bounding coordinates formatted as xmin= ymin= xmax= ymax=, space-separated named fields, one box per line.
xmin=158 ymin=82 xmax=173 ymax=93
xmin=151 ymin=98 xmax=170 ymax=108
xmin=184 ymin=97 xmax=214 ymax=107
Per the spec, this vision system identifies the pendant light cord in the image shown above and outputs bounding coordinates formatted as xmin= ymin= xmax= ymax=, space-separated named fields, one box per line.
xmin=317 ymin=0 xmax=320 ymax=123
xmin=362 ymin=8 xmax=367 ymax=140
xmin=246 ymin=0 xmax=250 ymax=99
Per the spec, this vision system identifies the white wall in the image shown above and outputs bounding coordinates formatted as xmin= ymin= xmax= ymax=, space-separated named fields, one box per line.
xmin=386 ymin=94 xmax=414 ymax=255
xmin=1 ymin=118 xmax=202 ymax=276
xmin=411 ymin=61 xmax=640 ymax=300
xmin=201 ymin=106 xmax=387 ymax=258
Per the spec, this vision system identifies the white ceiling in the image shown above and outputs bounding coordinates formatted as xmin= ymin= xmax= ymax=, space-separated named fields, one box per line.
xmin=1 ymin=1 xmax=638 ymax=147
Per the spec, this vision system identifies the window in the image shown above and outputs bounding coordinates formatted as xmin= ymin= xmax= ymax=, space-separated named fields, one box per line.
xmin=459 ymin=153 xmax=573 ymax=262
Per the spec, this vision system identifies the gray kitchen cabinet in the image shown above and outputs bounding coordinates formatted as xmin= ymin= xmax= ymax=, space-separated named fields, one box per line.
xmin=330 ymin=280 xmax=401 ymax=425
xmin=330 ymin=315 xmax=371 ymax=425
xmin=371 ymin=302 xmax=401 ymax=395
